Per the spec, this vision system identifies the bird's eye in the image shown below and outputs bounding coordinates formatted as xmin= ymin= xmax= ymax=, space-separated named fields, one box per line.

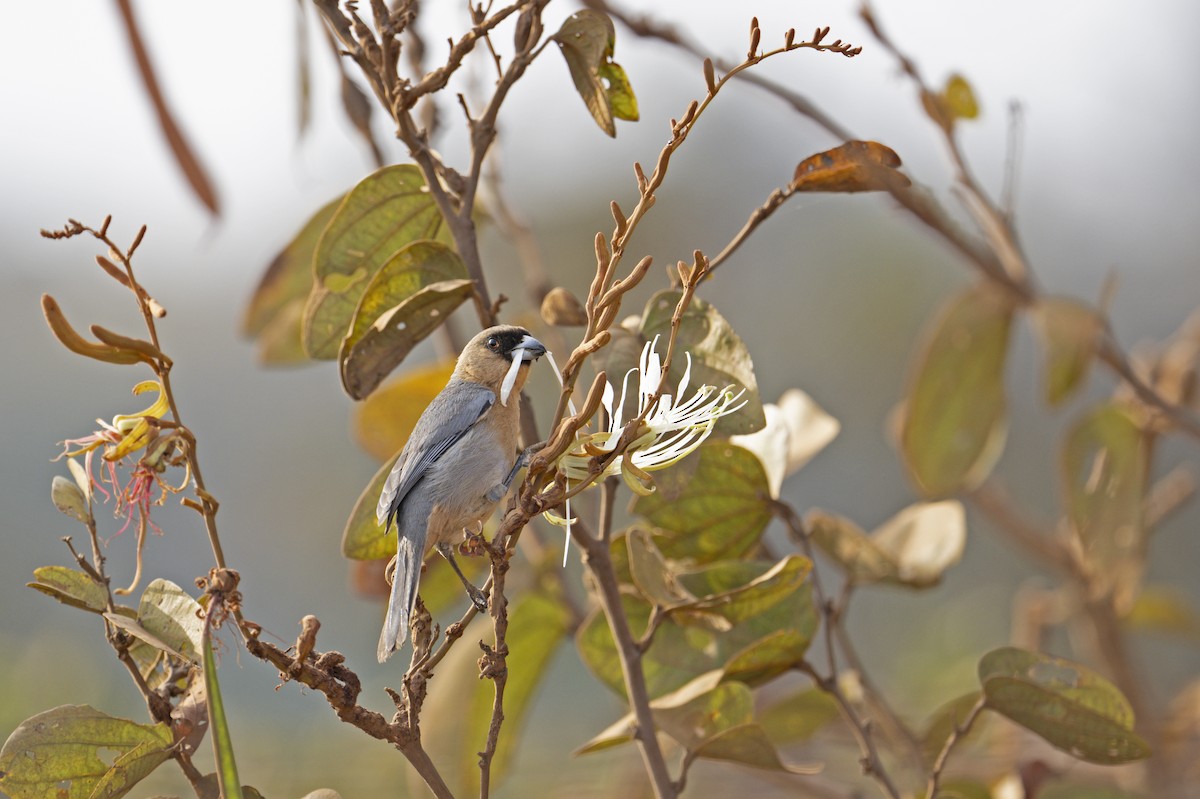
xmin=486 ymin=336 xmax=500 ymax=352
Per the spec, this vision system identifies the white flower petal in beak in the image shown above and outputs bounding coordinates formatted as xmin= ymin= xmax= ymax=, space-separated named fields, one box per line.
xmin=499 ymin=348 xmax=525 ymax=406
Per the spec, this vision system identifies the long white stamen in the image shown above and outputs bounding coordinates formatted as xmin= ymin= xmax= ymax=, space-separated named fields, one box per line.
xmin=563 ymin=496 xmax=571 ymax=567
xmin=543 ymin=350 xmax=578 ymax=416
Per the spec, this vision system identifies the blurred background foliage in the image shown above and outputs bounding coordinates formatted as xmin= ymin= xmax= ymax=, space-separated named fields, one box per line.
xmin=1 ymin=1 xmax=1198 ymax=797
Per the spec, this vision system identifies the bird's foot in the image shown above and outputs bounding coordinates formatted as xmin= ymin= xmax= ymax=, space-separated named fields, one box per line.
xmin=466 ymin=583 xmax=490 ymax=612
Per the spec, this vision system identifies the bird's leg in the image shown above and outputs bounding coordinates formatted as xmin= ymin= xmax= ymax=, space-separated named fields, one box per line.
xmin=485 ymin=440 xmax=549 ymax=504
xmin=435 ymin=541 xmax=489 ymax=611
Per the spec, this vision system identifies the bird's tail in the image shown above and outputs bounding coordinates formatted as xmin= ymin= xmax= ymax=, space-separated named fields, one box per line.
xmin=377 ymin=534 xmax=421 ymax=663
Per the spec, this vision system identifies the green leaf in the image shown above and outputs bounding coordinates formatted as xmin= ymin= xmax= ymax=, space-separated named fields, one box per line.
xmin=576 ymin=670 xmax=727 ymax=754
xmin=342 ymin=454 xmax=400 ymax=560
xmin=634 ymin=442 xmax=772 ymax=563
xmin=459 ymin=590 xmax=571 ymax=791
xmin=138 ymin=579 xmax=205 ymax=661
xmin=342 ymin=241 xmax=468 ymax=354
xmin=103 ymin=611 xmax=195 ymax=672
xmin=1031 ymin=298 xmax=1102 ymax=406
xmin=339 ymin=276 xmax=475 ymax=399
xmin=692 ymin=723 xmax=820 ymax=773
xmin=0 ymin=705 xmax=173 ymax=799
xmin=808 ymin=510 xmax=898 ymax=585
xmin=901 ymin=283 xmax=1013 ymax=496
xmin=552 ymin=10 xmax=629 ymax=137
xmin=920 ymin=692 xmax=985 ymax=764
xmin=655 ymin=680 xmax=755 ymax=749
xmin=352 ymin=359 xmax=457 ymax=461
xmin=626 ymin=527 xmax=697 ymax=607
xmin=253 ymin=297 xmax=310 ymax=364
xmin=243 ymin=196 xmax=341 ymax=363
xmin=685 ymin=555 xmax=812 ymax=624
xmin=721 ymin=629 xmax=812 ymax=685
xmin=27 ymin=565 xmax=108 ymax=613
xmin=978 ymin=646 xmax=1150 ymax=764
xmin=758 ymin=686 xmax=840 ymax=744
xmin=202 ymin=619 xmax=244 ymax=799
xmin=577 ymin=558 xmax=816 ymax=698
xmin=1061 ymin=403 xmax=1147 ymax=608
xmin=641 ymin=290 xmax=766 ymax=435
xmin=303 ymin=165 xmax=453 ymax=359
xmin=809 ymin=502 xmax=966 ymax=588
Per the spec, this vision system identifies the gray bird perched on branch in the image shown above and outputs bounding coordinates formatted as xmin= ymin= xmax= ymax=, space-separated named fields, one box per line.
xmin=375 ymin=325 xmax=546 ymax=663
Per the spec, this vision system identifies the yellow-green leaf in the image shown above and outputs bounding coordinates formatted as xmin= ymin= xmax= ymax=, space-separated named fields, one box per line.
xmin=254 ymin=297 xmax=310 ymax=365
xmin=692 ymin=723 xmax=821 ymax=773
xmin=339 ymin=277 xmax=475 ymax=399
xmin=342 ymin=241 xmax=469 ymax=356
xmin=552 ymin=10 xmax=619 ymax=136
xmin=901 ymin=283 xmax=1013 ymax=496
xmin=759 ymin=686 xmax=840 ymax=744
xmin=578 ymin=558 xmax=816 ymax=698
xmin=807 ymin=510 xmax=898 ymax=585
xmin=342 ymin=454 xmax=400 ymax=560
xmin=920 ymin=692 xmax=985 ymax=763
xmin=634 ymin=442 xmax=772 ymax=563
xmin=0 ymin=705 xmax=173 ymax=799
xmin=1031 ymin=298 xmax=1102 ymax=406
xmin=1124 ymin=585 xmax=1200 ymax=640
xmin=598 ymin=61 xmax=638 ymax=121
xmin=641 ymin=291 xmax=766 ymax=435
xmin=459 ymin=590 xmax=570 ymax=791
xmin=27 ymin=565 xmax=108 ymax=613
xmin=243 ymin=196 xmax=341 ymax=363
xmin=978 ymin=646 xmax=1150 ymax=764
xmin=138 ymin=578 xmax=205 ymax=662
xmin=1061 ymin=403 xmax=1147 ymax=608
xmin=352 ymin=359 xmax=458 ymax=461
xmin=808 ymin=503 xmax=965 ymax=588
xmin=942 ymin=73 xmax=979 ymax=120
xmin=721 ymin=629 xmax=812 ymax=685
xmin=303 ymin=166 xmax=453 ymax=359
xmin=626 ymin=527 xmax=697 ymax=607
xmin=576 ymin=671 xmax=727 ymax=754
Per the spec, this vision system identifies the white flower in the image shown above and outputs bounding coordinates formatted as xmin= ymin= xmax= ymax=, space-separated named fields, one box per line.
xmin=548 ymin=336 xmax=746 ymax=563
xmin=728 ymin=389 xmax=840 ymax=499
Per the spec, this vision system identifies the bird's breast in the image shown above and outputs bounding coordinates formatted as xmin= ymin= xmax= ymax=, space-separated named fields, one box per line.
xmin=423 ymin=418 xmax=515 ymax=543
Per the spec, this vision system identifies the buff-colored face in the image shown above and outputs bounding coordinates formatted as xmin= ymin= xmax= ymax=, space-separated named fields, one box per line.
xmin=453 ymin=326 xmax=546 ymax=402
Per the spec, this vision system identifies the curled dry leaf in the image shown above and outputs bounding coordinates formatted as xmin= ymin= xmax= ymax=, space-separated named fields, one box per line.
xmin=792 ymin=140 xmax=911 ymax=193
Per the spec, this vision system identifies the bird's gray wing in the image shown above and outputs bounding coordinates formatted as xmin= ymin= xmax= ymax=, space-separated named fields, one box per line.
xmin=375 ymin=380 xmax=495 ymax=532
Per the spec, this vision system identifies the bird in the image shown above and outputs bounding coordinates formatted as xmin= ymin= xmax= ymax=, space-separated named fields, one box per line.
xmin=375 ymin=324 xmax=546 ymax=662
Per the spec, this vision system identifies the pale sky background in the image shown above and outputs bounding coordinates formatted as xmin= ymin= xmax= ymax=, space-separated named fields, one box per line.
xmin=1 ymin=2 xmax=1198 ymax=796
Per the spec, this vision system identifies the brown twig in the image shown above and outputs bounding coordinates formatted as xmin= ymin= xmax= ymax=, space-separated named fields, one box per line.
xmin=774 ymin=501 xmax=902 ymax=799
xmin=925 ymin=694 xmax=986 ymax=799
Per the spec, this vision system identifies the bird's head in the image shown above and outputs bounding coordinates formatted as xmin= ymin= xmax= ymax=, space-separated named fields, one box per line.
xmin=455 ymin=325 xmax=547 ymax=404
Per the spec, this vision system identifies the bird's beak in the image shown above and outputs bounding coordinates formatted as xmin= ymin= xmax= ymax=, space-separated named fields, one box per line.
xmin=517 ymin=334 xmax=547 ymax=362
